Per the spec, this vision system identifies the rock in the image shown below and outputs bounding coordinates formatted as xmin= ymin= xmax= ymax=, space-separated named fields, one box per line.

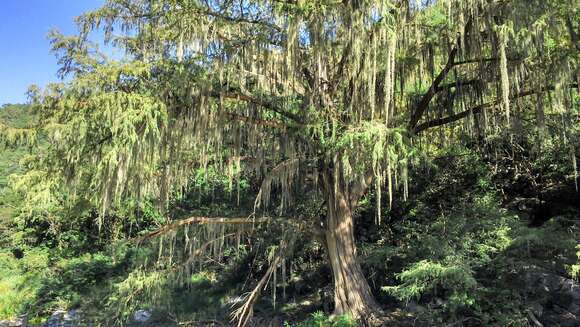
xmin=405 ymin=301 xmax=426 ymax=313
xmin=61 ymin=310 xmax=80 ymax=327
xmin=63 ymin=310 xmax=77 ymax=321
xmin=545 ymin=274 xmax=567 ymax=292
xmin=568 ymin=303 xmax=580 ymax=315
xmin=18 ymin=315 xmax=28 ymax=327
xmin=548 ymin=276 xmax=580 ymax=310
xmin=520 ymin=265 xmax=580 ymax=326
xmin=561 ymin=279 xmax=580 ymax=301
xmin=0 ymin=315 xmax=27 ymax=327
xmin=133 ymin=310 xmax=152 ymax=323
xmin=1 ymin=310 xmax=81 ymax=327
xmin=44 ymin=311 xmax=67 ymax=327
xmin=544 ymin=305 xmax=578 ymax=327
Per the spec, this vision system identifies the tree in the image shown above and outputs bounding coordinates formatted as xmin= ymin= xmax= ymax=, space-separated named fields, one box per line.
xmin=14 ymin=0 xmax=577 ymax=324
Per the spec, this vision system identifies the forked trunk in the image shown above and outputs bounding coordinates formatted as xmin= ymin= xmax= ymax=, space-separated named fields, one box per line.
xmin=324 ymin=180 xmax=382 ymax=323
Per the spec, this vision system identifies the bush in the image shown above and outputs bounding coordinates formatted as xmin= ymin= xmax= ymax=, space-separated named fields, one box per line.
xmin=383 ymin=260 xmax=478 ymax=311
xmin=367 ymin=148 xmax=535 ymax=325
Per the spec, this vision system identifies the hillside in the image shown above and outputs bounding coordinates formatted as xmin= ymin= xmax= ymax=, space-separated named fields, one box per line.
xmin=0 ymin=0 xmax=579 ymax=326
xmin=1 ymin=134 xmax=579 ymax=326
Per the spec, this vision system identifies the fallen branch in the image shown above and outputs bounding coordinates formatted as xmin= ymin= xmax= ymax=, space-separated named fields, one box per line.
xmin=527 ymin=309 xmax=544 ymax=327
xmin=230 ymin=237 xmax=293 ymax=327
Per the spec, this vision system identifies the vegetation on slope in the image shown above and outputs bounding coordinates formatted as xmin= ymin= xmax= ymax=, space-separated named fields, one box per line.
xmin=1 ymin=106 xmax=578 ymax=326
xmin=0 ymin=0 xmax=578 ymax=326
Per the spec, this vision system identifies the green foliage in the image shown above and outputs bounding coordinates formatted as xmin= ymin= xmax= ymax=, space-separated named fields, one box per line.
xmin=380 ymin=193 xmax=519 ymax=319
xmin=0 ymin=104 xmax=38 ymax=148
xmin=417 ymin=5 xmax=449 ymax=43
xmin=569 ymin=245 xmax=580 ymax=280
xmin=0 ymin=104 xmax=36 ymax=221
xmin=507 ymin=220 xmax=577 ymax=260
xmin=0 ymin=245 xmax=136 ymax=322
xmin=0 ymin=248 xmax=49 ymax=320
xmin=365 ymin=147 xmax=579 ymax=325
xmin=286 ymin=312 xmax=358 ymax=327
xmin=383 ymin=260 xmax=478 ymax=309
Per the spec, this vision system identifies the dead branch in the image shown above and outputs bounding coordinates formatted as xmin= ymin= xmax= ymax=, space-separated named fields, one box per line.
xmin=230 ymin=237 xmax=292 ymax=327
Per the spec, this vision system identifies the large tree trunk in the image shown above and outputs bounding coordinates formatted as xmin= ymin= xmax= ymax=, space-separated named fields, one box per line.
xmin=322 ymin=170 xmax=382 ymax=322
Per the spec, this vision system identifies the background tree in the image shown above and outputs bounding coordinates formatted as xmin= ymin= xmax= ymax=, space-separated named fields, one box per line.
xmin=12 ymin=0 xmax=578 ymax=324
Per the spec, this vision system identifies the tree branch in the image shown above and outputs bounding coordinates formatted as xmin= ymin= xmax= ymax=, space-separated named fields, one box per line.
xmin=414 ymin=84 xmax=579 ymax=134
xmin=452 ymin=57 xmax=499 ymax=65
xmin=194 ymin=4 xmax=282 ymax=33
xmin=452 ymin=56 xmax=523 ymax=66
xmin=349 ymin=169 xmax=374 ymax=208
xmin=408 ymin=48 xmax=458 ymax=131
xmin=224 ymin=112 xmax=288 ymax=129
xmin=136 ymin=216 xmax=270 ymax=243
xmin=210 ymin=89 xmax=304 ymax=124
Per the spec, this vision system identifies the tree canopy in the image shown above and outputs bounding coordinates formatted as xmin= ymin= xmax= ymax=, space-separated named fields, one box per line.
xmin=4 ymin=0 xmax=578 ymax=325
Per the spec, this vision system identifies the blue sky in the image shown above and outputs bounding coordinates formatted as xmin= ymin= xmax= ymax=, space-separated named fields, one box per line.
xmin=0 ymin=1 xmax=104 ymax=105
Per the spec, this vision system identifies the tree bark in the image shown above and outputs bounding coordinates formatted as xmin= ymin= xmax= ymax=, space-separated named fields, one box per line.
xmin=321 ymin=169 xmax=382 ymax=323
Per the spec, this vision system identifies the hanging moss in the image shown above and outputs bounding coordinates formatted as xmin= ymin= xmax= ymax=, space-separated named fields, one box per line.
xmin=498 ymin=25 xmax=511 ymax=125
